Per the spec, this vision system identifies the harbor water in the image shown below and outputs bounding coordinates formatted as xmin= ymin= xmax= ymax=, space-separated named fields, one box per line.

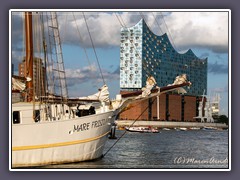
xmin=42 ymin=129 xmax=229 ymax=169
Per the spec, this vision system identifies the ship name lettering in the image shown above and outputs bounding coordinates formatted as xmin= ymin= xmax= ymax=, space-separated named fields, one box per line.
xmin=92 ymin=119 xmax=107 ymax=128
xmin=73 ymin=123 xmax=90 ymax=132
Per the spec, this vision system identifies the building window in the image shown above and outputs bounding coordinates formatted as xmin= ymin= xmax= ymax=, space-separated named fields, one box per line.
xmin=13 ymin=111 xmax=20 ymax=124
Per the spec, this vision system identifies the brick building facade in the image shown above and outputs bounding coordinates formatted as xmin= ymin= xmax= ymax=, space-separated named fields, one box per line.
xmin=119 ymin=92 xmax=205 ymax=121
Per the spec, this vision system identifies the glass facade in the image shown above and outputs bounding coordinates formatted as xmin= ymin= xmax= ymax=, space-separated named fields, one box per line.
xmin=120 ymin=19 xmax=207 ymax=96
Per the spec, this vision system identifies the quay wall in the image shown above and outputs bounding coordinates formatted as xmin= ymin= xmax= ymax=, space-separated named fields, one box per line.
xmin=116 ymin=120 xmax=228 ymax=129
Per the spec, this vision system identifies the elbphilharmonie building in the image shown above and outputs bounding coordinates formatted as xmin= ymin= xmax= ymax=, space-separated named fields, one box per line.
xmin=119 ymin=19 xmax=208 ymax=121
xmin=120 ymin=19 xmax=207 ymax=96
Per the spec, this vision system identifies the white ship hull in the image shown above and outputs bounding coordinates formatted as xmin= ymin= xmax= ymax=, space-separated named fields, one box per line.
xmin=12 ymin=109 xmax=116 ymax=167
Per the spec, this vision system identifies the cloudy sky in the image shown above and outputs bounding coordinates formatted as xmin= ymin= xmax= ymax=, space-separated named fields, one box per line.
xmin=11 ymin=10 xmax=230 ymax=116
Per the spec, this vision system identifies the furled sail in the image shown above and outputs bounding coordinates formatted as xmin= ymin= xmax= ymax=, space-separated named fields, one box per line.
xmin=167 ymin=74 xmax=190 ymax=94
xmin=169 ymin=74 xmax=188 ymax=85
xmin=12 ymin=77 xmax=26 ymax=91
xmin=138 ymin=76 xmax=157 ymax=98
xmin=78 ymin=84 xmax=110 ymax=102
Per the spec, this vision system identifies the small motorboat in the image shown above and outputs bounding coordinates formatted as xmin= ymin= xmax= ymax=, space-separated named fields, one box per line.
xmin=162 ymin=128 xmax=171 ymax=131
xmin=202 ymin=126 xmax=217 ymax=130
xmin=125 ymin=126 xmax=159 ymax=133
xmin=179 ymin=127 xmax=187 ymax=131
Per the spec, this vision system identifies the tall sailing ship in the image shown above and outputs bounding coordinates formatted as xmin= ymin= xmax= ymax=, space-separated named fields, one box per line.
xmin=11 ymin=11 xmax=191 ymax=168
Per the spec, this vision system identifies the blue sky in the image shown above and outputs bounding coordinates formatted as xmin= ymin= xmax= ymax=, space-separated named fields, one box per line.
xmin=11 ymin=10 xmax=230 ymax=116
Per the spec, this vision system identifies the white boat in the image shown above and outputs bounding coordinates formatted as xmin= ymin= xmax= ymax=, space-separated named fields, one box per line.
xmin=162 ymin=128 xmax=171 ymax=131
xmin=189 ymin=127 xmax=201 ymax=130
xmin=11 ymin=11 xmax=191 ymax=168
xmin=125 ymin=126 xmax=159 ymax=133
xmin=179 ymin=127 xmax=187 ymax=131
xmin=12 ymin=102 xmax=117 ymax=167
xmin=202 ymin=126 xmax=217 ymax=130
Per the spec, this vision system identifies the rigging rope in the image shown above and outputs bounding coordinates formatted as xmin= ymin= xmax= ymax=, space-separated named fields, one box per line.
xmin=72 ymin=13 xmax=93 ymax=70
xmin=151 ymin=12 xmax=164 ymax=35
xmin=45 ymin=12 xmax=55 ymax=97
xmin=114 ymin=13 xmax=125 ymax=27
xmin=115 ymin=12 xmax=152 ymax=77
xmin=82 ymin=12 xmax=106 ymax=85
xmin=140 ymin=12 xmax=180 ymax=79
xmin=103 ymin=97 xmax=157 ymax=157
xmin=138 ymin=12 xmax=156 ymax=77
xmin=159 ymin=12 xmax=177 ymax=50
xmin=40 ymin=13 xmax=47 ymax=102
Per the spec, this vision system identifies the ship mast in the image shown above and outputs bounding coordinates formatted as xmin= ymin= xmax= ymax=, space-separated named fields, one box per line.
xmin=25 ymin=12 xmax=34 ymax=102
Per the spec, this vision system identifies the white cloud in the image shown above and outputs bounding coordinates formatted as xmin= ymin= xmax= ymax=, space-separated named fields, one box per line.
xmin=65 ymin=64 xmax=119 ymax=87
xmin=56 ymin=11 xmax=229 ymax=54
xmin=161 ymin=12 xmax=229 ymax=53
xmin=12 ymin=11 xmax=228 ymax=54
xmin=58 ymin=12 xmax=123 ymax=48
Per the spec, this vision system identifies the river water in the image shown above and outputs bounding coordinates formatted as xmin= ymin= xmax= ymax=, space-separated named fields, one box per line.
xmin=42 ymin=129 xmax=229 ymax=170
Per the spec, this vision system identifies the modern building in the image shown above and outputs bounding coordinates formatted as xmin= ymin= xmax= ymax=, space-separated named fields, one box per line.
xmin=119 ymin=19 xmax=208 ymax=121
xmin=19 ymin=57 xmax=46 ymax=99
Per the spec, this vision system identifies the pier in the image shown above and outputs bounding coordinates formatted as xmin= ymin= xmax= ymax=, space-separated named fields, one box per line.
xmin=116 ymin=120 xmax=228 ymax=129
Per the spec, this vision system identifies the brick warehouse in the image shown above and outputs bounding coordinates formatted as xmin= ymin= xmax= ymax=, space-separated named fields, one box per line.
xmin=119 ymin=19 xmax=207 ymax=121
xmin=119 ymin=92 xmax=206 ymax=121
